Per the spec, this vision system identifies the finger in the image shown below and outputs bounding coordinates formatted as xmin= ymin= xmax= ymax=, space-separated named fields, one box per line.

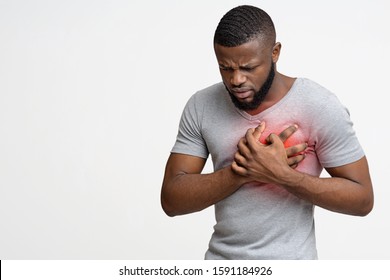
xmin=246 ymin=127 xmax=264 ymax=150
xmin=286 ymin=143 xmax=308 ymax=157
xmin=237 ymin=137 xmax=251 ymax=157
xmin=252 ymin=122 xmax=265 ymax=142
xmin=287 ymin=154 xmax=306 ymax=167
xmin=234 ymin=151 xmax=247 ymax=167
xmin=290 ymin=163 xmax=298 ymax=169
xmin=266 ymin=133 xmax=284 ymax=147
xmin=277 ymin=124 xmax=298 ymax=143
xmin=231 ymin=161 xmax=248 ymax=176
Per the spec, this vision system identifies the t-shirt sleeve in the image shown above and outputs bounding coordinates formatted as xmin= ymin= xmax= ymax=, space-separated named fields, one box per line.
xmin=313 ymin=94 xmax=364 ymax=168
xmin=171 ymin=94 xmax=209 ymax=159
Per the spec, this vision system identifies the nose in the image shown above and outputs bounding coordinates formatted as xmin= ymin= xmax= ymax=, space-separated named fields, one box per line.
xmin=230 ymin=70 xmax=247 ymax=87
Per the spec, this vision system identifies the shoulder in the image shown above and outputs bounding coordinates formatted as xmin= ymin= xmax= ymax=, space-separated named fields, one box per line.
xmin=184 ymin=82 xmax=230 ymax=116
xmin=293 ymin=78 xmax=345 ymax=113
xmin=181 ymin=82 xmax=228 ymax=117
xmin=191 ymin=82 xmax=226 ymax=103
xmin=295 ymin=78 xmax=337 ymax=101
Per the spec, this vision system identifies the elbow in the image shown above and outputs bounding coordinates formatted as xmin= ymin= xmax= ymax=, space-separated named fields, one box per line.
xmin=355 ymin=192 xmax=374 ymax=217
xmin=160 ymin=180 xmax=177 ymax=217
xmin=161 ymin=191 xmax=196 ymax=217
xmin=161 ymin=198 xmax=177 ymax=217
xmin=160 ymin=192 xmax=179 ymax=217
xmin=358 ymin=198 xmax=374 ymax=217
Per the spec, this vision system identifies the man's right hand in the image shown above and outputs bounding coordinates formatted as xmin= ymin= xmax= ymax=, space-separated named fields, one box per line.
xmin=232 ymin=122 xmax=307 ymax=184
xmin=239 ymin=122 xmax=307 ymax=168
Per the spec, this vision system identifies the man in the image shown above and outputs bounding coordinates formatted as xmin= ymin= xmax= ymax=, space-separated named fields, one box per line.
xmin=161 ymin=5 xmax=373 ymax=259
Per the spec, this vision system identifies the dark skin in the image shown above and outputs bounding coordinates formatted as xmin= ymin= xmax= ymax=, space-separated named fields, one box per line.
xmin=161 ymin=125 xmax=306 ymax=216
xmin=161 ymin=38 xmax=373 ymax=217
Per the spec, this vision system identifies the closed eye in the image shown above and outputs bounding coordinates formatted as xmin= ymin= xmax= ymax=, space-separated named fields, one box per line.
xmin=240 ymin=65 xmax=257 ymax=72
xmin=218 ymin=65 xmax=258 ymax=72
xmin=219 ymin=65 xmax=232 ymax=71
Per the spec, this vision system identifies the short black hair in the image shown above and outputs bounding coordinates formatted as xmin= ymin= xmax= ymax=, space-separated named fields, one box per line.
xmin=214 ymin=5 xmax=276 ymax=47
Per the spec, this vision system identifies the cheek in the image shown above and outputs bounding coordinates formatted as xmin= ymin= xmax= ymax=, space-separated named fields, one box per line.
xmin=251 ymin=70 xmax=268 ymax=87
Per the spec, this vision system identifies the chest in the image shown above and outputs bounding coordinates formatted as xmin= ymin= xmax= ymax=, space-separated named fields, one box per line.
xmin=202 ymin=113 xmax=310 ymax=168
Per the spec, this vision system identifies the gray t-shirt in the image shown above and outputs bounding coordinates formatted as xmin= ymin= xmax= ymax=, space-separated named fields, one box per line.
xmin=171 ymin=78 xmax=364 ymax=259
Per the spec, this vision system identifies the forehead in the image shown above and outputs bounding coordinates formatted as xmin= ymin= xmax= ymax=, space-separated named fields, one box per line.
xmin=214 ymin=39 xmax=271 ymax=65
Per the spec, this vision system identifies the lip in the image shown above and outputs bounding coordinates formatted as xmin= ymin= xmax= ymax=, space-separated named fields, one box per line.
xmin=231 ymin=89 xmax=253 ymax=99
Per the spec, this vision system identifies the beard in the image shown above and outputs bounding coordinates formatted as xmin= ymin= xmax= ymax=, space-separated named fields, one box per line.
xmin=226 ymin=62 xmax=275 ymax=111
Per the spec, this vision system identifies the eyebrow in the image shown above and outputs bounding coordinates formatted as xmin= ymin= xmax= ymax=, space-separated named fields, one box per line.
xmin=218 ymin=63 xmax=258 ymax=69
xmin=218 ymin=64 xmax=230 ymax=68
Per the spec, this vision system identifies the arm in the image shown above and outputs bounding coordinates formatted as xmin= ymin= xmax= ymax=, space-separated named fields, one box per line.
xmin=293 ymin=157 xmax=373 ymax=216
xmin=161 ymin=154 xmax=246 ymax=217
xmin=161 ymin=124 xmax=307 ymax=217
xmin=233 ymin=129 xmax=374 ymax=216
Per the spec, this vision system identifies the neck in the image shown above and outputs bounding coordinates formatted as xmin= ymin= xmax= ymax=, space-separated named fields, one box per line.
xmin=245 ymin=72 xmax=296 ymax=116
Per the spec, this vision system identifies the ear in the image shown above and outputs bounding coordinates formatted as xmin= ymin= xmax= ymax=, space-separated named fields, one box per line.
xmin=272 ymin=42 xmax=282 ymax=64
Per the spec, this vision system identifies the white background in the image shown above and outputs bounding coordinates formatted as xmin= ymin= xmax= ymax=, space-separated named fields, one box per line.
xmin=0 ymin=0 xmax=389 ymax=259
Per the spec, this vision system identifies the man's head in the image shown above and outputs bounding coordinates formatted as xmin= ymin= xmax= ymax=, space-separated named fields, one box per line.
xmin=214 ymin=5 xmax=280 ymax=112
xmin=214 ymin=5 xmax=276 ymax=48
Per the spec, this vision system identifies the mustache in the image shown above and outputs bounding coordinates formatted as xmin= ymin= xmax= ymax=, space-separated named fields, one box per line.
xmin=229 ymin=87 xmax=253 ymax=93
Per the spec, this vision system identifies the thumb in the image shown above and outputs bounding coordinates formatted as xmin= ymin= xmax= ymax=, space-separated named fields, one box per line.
xmin=266 ymin=133 xmax=283 ymax=146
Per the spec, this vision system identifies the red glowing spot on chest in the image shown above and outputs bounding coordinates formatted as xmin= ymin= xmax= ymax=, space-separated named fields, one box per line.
xmin=258 ymin=127 xmax=305 ymax=148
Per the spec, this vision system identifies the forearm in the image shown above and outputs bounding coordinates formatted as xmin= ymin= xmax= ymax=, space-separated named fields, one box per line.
xmin=279 ymin=169 xmax=373 ymax=216
xmin=161 ymin=166 xmax=245 ymax=217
